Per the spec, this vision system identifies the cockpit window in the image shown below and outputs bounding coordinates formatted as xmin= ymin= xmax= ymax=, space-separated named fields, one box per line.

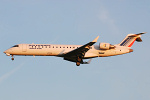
xmin=12 ymin=45 xmax=19 ymax=47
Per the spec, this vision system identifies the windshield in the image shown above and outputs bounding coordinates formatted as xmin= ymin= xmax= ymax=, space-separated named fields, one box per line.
xmin=12 ymin=45 xmax=19 ymax=47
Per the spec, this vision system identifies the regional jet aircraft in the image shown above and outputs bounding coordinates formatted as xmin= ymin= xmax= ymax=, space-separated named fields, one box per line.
xmin=4 ymin=32 xmax=146 ymax=66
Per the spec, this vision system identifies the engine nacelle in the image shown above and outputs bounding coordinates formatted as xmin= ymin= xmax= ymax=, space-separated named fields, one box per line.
xmin=99 ymin=43 xmax=112 ymax=50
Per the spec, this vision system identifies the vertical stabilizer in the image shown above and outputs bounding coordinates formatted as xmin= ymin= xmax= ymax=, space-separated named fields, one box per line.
xmin=118 ymin=32 xmax=146 ymax=47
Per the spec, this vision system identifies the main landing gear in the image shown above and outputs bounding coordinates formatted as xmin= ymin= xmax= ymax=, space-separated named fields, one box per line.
xmin=11 ymin=55 xmax=14 ymax=61
xmin=76 ymin=62 xmax=80 ymax=66
xmin=76 ymin=57 xmax=82 ymax=66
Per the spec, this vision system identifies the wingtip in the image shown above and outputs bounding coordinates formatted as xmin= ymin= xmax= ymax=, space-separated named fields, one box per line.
xmin=92 ymin=36 xmax=99 ymax=42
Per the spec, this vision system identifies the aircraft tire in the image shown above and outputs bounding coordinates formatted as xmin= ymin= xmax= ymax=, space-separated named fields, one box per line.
xmin=76 ymin=62 xmax=80 ymax=66
xmin=11 ymin=58 xmax=14 ymax=61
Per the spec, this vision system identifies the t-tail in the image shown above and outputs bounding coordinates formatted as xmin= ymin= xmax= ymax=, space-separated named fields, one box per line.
xmin=118 ymin=32 xmax=146 ymax=47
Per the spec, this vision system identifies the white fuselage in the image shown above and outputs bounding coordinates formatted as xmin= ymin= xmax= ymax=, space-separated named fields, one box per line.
xmin=3 ymin=33 xmax=145 ymax=66
xmin=4 ymin=44 xmax=132 ymax=59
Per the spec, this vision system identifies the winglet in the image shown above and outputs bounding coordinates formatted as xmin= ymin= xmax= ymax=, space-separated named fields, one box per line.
xmin=92 ymin=36 xmax=99 ymax=42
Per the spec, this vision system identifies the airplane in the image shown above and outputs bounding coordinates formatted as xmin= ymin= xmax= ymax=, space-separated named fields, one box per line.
xmin=4 ymin=32 xmax=146 ymax=66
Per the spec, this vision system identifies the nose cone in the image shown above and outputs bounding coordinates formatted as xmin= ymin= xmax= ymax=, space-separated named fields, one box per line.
xmin=3 ymin=50 xmax=6 ymax=54
xmin=3 ymin=49 xmax=9 ymax=54
xmin=3 ymin=49 xmax=11 ymax=56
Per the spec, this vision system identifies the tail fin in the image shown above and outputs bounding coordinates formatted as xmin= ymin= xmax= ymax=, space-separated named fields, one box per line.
xmin=119 ymin=32 xmax=146 ymax=47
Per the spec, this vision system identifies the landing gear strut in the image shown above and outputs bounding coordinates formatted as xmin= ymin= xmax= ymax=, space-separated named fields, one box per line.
xmin=77 ymin=58 xmax=81 ymax=62
xmin=11 ymin=55 xmax=14 ymax=61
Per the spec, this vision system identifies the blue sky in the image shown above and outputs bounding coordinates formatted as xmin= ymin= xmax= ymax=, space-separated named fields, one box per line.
xmin=0 ymin=0 xmax=150 ymax=100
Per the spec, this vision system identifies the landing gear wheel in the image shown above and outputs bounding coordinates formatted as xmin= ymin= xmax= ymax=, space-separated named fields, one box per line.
xmin=11 ymin=58 xmax=14 ymax=61
xmin=76 ymin=62 xmax=80 ymax=66
xmin=11 ymin=55 xmax=14 ymax=61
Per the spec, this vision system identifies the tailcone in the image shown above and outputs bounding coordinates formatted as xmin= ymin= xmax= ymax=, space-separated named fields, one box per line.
xmin=129 ymin=49 xmax=133 ymax=53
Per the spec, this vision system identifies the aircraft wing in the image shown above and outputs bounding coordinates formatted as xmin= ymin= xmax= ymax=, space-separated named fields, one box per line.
xmin=59 ymin=36 xmax=99 ymax=62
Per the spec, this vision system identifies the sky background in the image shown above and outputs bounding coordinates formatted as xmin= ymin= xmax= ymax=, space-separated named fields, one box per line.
xmin=0 ymin=0 xmax=150 ymax=100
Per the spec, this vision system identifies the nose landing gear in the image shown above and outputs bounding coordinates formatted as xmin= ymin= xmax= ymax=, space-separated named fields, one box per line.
xmin=11 ymin=55 xmax=14 ymax=61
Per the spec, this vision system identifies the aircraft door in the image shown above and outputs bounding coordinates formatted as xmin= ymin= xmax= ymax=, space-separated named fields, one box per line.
xmin=22 ymin=44 xmax=27 ymax=52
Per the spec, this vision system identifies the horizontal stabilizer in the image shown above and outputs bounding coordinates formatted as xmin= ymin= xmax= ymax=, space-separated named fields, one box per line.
xmin=136 ymin=32 xmax=147 ymax=35
xmin=129 ymin=32 xmax=146 ymax=37
xmin=136 ymin=37 xmax=142 ymax=42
